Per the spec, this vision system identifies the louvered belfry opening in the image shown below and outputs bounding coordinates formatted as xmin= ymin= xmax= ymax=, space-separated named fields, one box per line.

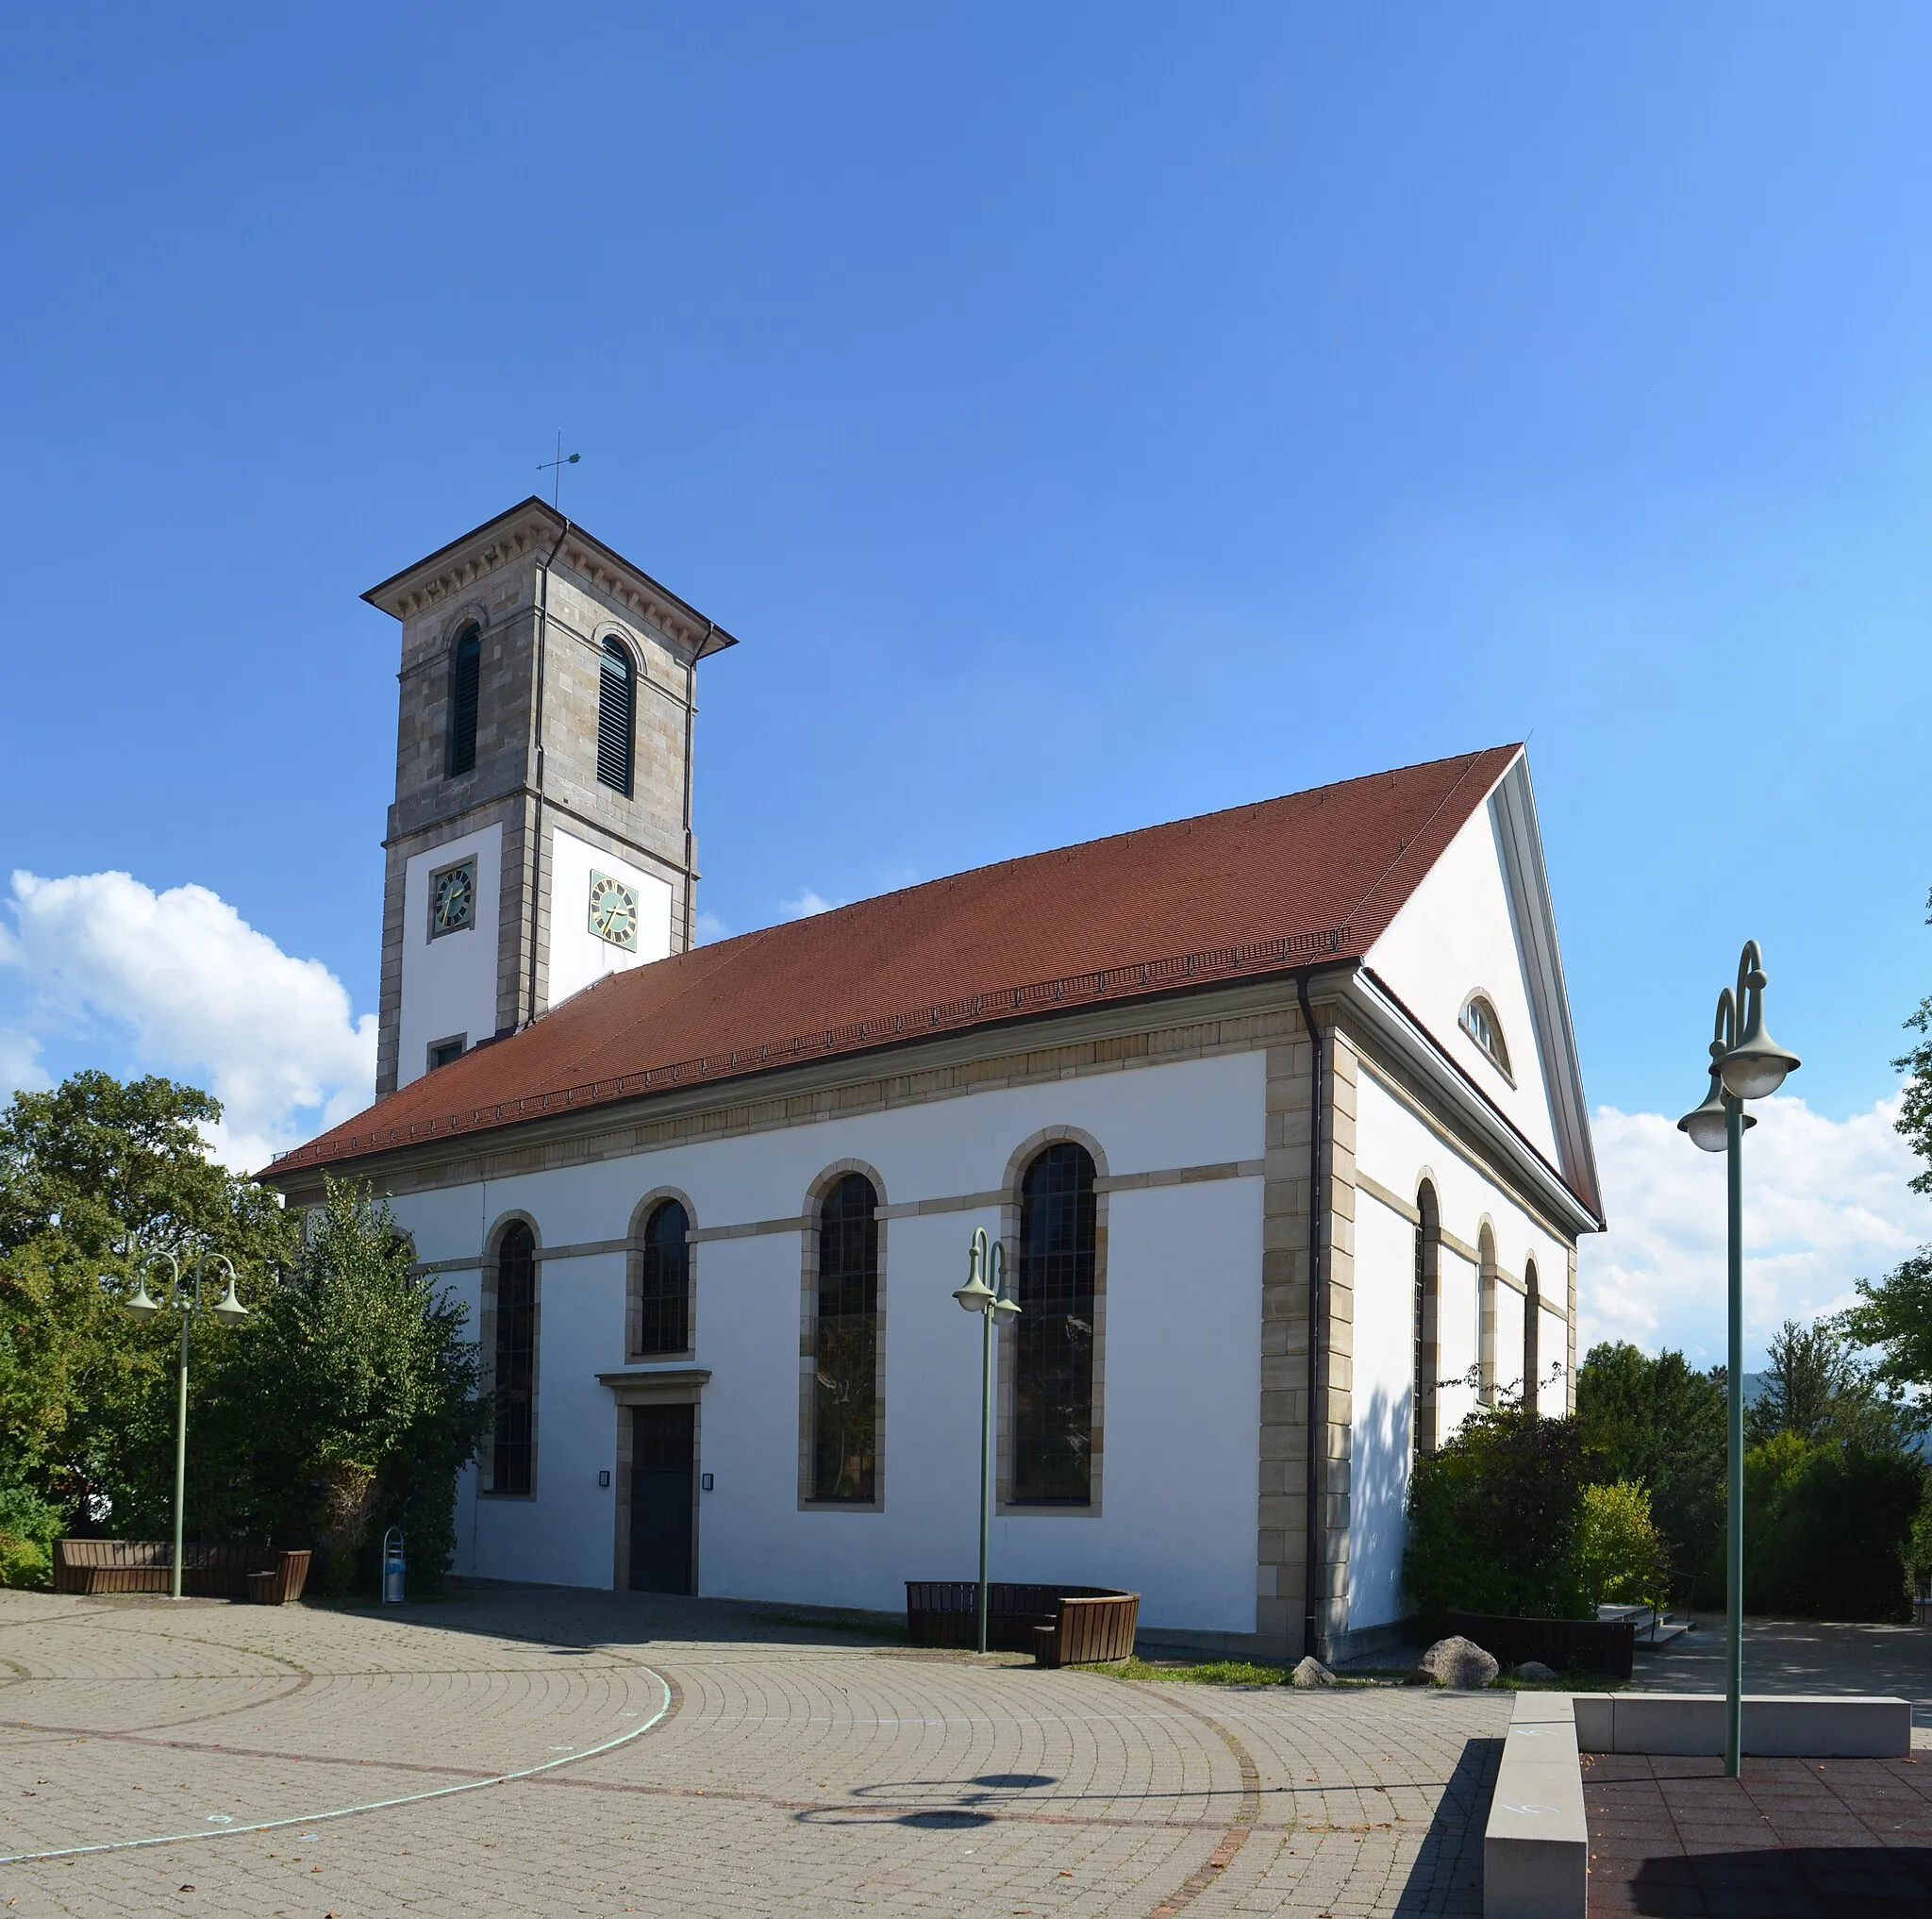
xmin=597 ymin=638 xmax=635 ymax=795
xmin=447 ymin=626 xmax=481 ymax=777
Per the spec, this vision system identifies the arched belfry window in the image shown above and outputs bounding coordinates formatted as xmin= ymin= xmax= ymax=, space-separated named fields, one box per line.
xmin=447 ymin=625 xmax=481 ymax=778
xmin=1413 ymin=1182 xmax=1441 ymax=1457
xmin=1523 ymin=1260 xmax=1541 ymax=1415
xmin=635 ymin=1200 xmax=691 ymax=1357
xmin=596 ymin=638 xmax=635 ymax=796
xmin=1014 ymin=1143 xmax=1097 ymax=1505
xmin=491 ymin=1222 xmax=537 ymax=1493
xmin=812 ymin=1174 xmax=878 ymax=1501
xmin=1459 ymin=994 xmax=1511 ymax=1079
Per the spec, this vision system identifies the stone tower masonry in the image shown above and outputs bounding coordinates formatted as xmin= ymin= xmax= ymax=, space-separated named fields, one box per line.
xmin=363 ymin=498 xmax=738 ymax=1096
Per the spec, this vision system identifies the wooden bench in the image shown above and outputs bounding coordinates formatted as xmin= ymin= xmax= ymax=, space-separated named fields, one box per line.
xmin=905 ymin=1581 xmax=1141 ymax=1666
xmin=54 ymin=1541 xmax=312 ymax=1604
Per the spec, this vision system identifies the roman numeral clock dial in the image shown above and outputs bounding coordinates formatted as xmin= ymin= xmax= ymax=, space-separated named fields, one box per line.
xmin=588 ymin=872 xmax=640 ymax=951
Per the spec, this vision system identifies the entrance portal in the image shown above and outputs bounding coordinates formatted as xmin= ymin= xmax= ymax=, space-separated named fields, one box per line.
xmin=628 ymin=1403 xmax=695 ymax=1594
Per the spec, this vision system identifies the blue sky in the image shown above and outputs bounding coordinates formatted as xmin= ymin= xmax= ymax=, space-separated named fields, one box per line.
xmin=3 ymin=5 xmax=1929 ymax=1363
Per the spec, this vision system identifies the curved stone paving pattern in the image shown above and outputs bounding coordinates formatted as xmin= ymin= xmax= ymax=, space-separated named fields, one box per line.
xmin=0 ymin=1589 xmax=1505 ymax=1915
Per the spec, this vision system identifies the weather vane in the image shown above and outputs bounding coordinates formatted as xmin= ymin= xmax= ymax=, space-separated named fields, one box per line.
xmin=538 ymin=430 xmax=580 ymax=509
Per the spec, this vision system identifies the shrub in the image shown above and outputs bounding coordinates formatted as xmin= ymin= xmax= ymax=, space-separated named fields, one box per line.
xmin=0 ymin=1477 xmax=63 ymax=1589
xmin=1574 ymin=1480 xmax=1671 ymax=1614
xmin=1404 ymin=1403 xmax=1587 ymax=1631
xmin=1743 ymin=1431 xmax=1924 ymax=1621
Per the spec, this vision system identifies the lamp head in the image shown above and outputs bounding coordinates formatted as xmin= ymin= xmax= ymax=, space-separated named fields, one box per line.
xmin=1719 ymin=962 xmax=1800 ymax=1100
xmin=992 ymin=1293 xmax=1021 ymax=1323
xmin=125 ymin=1277 xmax=158 ymax=1321
xmin=953 ymin=1235 xmax=995 ymax=1312
xmin=208 ymin=1274 xmax=249 ymax=1325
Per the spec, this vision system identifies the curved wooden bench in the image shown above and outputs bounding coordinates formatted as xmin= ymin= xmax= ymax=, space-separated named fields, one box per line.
xmin=54 ymin=1541 xmax=311 ymax=1603
xmin=905 ymin=1581 xmax=1140 ymax=1665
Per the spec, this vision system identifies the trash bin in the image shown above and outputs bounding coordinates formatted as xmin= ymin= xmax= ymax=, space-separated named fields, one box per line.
xmin=381 ymin=1527 xmax=406 ymax=1605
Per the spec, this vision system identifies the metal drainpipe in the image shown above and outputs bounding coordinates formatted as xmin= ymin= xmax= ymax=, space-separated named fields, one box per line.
xmin=683 ymin=621 xmax=711 ymax=952
xmin=1295 ymin=970 xmax=1324 ymax=1662
xmin=526 ymin=521 xmax=571 ymax=1026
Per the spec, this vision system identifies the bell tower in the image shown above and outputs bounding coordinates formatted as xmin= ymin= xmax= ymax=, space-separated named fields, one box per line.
xmin=362 ymin=499 xmax=738 ymax=1096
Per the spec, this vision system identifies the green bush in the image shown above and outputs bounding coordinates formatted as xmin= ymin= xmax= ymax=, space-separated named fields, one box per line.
xmin=1743 ymin=1431 xmax=1924 ymax=1621
xmin=0 ymin=1477 xmax=64 ymax=1589
xmin=1404 ymin=1403 xmax=1587 ymax=1632
xmin=1574 ymin=1480 xmax=1671 ymax=1614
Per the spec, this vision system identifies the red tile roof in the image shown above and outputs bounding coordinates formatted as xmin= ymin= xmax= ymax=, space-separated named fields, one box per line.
xmin=265 ymin=745 xmax=1520 ymax=1178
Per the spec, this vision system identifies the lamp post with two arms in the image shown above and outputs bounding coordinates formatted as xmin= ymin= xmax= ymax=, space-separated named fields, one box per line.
xmin=954 ymin=1226 xmax=1021 ymax=1655
xmin=123 ymin=1253 xmax=250 ymax=1600
xmin=1675 ymin=940 xmax=1800 ymax=1779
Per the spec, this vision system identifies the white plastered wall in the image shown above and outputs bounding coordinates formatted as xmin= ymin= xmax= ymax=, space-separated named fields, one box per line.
xmin=1345 ymin=1064 xmax=1574 ymax=1631
xmin=1365 ymin=787 xmax=1561 ymax=1164
xmin=397 ymin=824 xmax=503 ymax=1089
xmin=546 ymin=826 xmax=672 ymax=1008
xmin=391 ymin=1049 xmax=1267 ymax=1634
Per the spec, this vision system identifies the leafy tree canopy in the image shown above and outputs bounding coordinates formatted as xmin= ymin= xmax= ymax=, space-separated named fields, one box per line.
xmin=1748 ymin=1316 xmax=1914 ymax=1450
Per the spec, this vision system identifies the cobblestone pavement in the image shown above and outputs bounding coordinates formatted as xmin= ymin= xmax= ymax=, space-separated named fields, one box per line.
xmin=0 ymin=1588 xmax=1507 ymax=1917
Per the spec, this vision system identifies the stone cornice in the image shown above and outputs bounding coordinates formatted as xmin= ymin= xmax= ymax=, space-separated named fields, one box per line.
xmin=362 ymin=497 xmax=741 ymax=659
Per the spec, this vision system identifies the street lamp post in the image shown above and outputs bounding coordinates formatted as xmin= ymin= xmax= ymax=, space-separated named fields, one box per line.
xmin=123 ymin=1252 xmax=250 ymax=1600
xmin=953 ymin=1226 xmax=1021 ymax=1655
xmin=1676 ymin=940 xmax=1800 ymax=1778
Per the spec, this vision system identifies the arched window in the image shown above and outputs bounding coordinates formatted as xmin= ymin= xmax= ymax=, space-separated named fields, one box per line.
xmin=1523 ymin=1260 xmax=1541 ymax=1416
xmin=1476 ymin=1224 xmax=1498 ymax=1408
xmin=596 ymin=638 xmax=635 ymax=795
xmin=1459 ymin=994 xmax=1511 ymax=1078
xmin=447 ymin=625 xmax=481 ymax=778
xmin=491 ymin=1222 xmax=537 ymax=1493
xmin=812 ymin=1174 xmax=878 ymax=1501
xmin=635 ymin=1200 xmax=691 ymax=1357
xmin=1014 ymin=1143 xmax=1097 ymax=1505
xmin=1413 ymin=1182 xmax=1441 ymax=1457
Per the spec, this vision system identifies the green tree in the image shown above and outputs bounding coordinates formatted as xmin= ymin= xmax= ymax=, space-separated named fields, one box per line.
xmin=1747 ymin=1317 xmax=1913 ymax=1452
xmin=196 ymin=1177 xmax=489 ymax=1593
xmin=0 ymin=1073 xmax=295 ymax=1544
xmin=1404 ymin=1402 xmax=1587 ymax=1629
xmin=1743 ymin=1429 xmax=1923 ymax=1621
xmin=1575 ymin=1342 xmax=1727 ymax=1604
xmin=1574 ymin=1480 xmax=1673 ymax=1615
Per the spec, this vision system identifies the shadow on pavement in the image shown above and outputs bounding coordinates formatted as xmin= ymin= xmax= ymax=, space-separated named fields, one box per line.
xmin=1390 ymin=1735 xmax=1498 ymax=1917
xmin=1622 ymin=1845 xmax=1932 ymax=1916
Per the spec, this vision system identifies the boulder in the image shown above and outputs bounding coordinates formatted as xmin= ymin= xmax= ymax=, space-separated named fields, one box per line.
xmin=1406 ymin=1635 xmax=1499 ymax=1690
xmin=1288 ymin=1656 xmax=1336 ymax=1689
xmin=1513 ymin=1660 xmax=1559 ymax=1682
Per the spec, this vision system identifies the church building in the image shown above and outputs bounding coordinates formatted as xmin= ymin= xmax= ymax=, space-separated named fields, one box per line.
xmin=267 ymin=499 xmax=1604 ymax=1660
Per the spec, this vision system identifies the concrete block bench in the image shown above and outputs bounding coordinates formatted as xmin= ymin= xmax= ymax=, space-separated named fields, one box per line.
xmin=905 ymin=1582 xmax=1140 ymax=1664
xmin=54 ymin=1540 xmax=312 ymax=1603
xmin=1483 ymin=1689 xmax=1913 ymax=1917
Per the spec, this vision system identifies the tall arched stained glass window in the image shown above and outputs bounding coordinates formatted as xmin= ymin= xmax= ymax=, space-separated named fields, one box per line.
xmin=447 ymin=625 xmax=481 ymax=777
xmin=1523 ymin=1260 xmax=1541 ymax=1416
xmin=636 ymin=1200 xmax=691 ymax=1357
xmin=812 ymin=1174 xmax=878 ymax=1501
xmin=1413 ymin=1182 xmax=1440 ymax=1457
xmin=1014 ymin=1143 xmax=1097 ymax=1505
xmin=491 ymin=1222 xmax=537 ymax=1493
xmin=596 ymin=638 xmax=635 ymax=795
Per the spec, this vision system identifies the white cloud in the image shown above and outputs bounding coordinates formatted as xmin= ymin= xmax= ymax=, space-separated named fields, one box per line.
xmin=778 ymin=889 xmax=844 ymax=920
xmin=1578 ymin=1093 xmax=1929 ymax=1369
xmin=0 ymin=870 xmax=375 ymax=1174
xmin=0 ymin=1027 xmax=50 ymax=1101
xmin=693 ymin=909 xmax=731 ymax=944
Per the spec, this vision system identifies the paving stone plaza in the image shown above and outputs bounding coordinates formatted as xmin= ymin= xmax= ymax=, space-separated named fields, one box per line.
xmin=0 ymin=1587 xmax=1504 ymax=1918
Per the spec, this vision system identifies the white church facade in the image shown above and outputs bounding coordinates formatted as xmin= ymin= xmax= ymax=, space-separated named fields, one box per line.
xmin=269 ymin=500 xmax=1603 ymax=1660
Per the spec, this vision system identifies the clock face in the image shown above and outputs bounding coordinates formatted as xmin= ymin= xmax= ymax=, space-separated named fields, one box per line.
xmin=431 ymin=859 xmax=476 ymax=938
xmin=588 ymin=871 xmax=639 ymax=951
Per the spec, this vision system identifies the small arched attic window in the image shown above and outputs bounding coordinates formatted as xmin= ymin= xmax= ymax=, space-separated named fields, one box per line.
xmin=1459 ymin=993 xmax=1511 ymax=1080
xmin=596 ymin=637 xmax=636 ymax=796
